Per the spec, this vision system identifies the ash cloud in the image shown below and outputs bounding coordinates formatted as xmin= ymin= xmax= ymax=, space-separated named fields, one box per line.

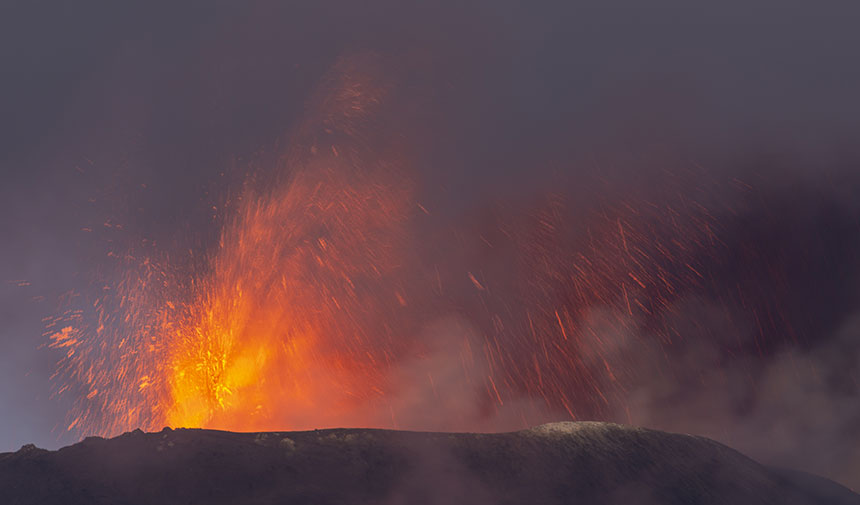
xmin=602 ymin=184 xmax=860 ymax=488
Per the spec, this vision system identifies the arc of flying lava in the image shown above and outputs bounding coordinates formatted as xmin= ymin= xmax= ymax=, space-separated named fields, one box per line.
xmin=47 ymin=53 xmax=795 ymax=442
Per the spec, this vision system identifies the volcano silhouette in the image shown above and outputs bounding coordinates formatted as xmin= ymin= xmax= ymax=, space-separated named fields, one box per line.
xmin=1 ymin=422 xmax=857 ymax=505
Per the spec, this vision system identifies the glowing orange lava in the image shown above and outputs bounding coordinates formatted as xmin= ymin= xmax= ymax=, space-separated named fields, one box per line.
xmin=50 ymin=55 xmax=418 ymax=436
xmin=164 ymin=162 xmax=413 ymax=432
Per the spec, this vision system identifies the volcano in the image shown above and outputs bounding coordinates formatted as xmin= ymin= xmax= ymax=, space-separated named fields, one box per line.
xmin=1 ymin=422 xmax=856 ymax=505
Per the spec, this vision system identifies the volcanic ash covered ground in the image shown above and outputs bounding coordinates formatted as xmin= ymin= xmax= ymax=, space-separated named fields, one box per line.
xmin=1 ymin=422 xmax=857 ymax=505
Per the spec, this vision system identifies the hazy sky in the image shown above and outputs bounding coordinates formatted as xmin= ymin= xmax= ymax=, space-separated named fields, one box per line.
xmin=2 ymin=0 xmax=860 ymax=486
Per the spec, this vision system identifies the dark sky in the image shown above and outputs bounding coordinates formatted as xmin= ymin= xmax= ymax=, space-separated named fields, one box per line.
xmin=2 ymin=0 xmax=860 ymax=487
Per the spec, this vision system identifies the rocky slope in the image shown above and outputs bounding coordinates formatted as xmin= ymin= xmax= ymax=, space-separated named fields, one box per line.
xmin=1 ymin=422 xmax=857 ymax=505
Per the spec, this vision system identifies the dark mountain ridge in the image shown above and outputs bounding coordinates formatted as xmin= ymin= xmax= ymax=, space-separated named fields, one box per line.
xmin=1 ymin=422 xmax=856 ymax=505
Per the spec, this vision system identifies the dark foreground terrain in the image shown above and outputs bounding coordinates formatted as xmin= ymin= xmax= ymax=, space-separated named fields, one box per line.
xmin=1 ymin=422 xmax=857 ymax=505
